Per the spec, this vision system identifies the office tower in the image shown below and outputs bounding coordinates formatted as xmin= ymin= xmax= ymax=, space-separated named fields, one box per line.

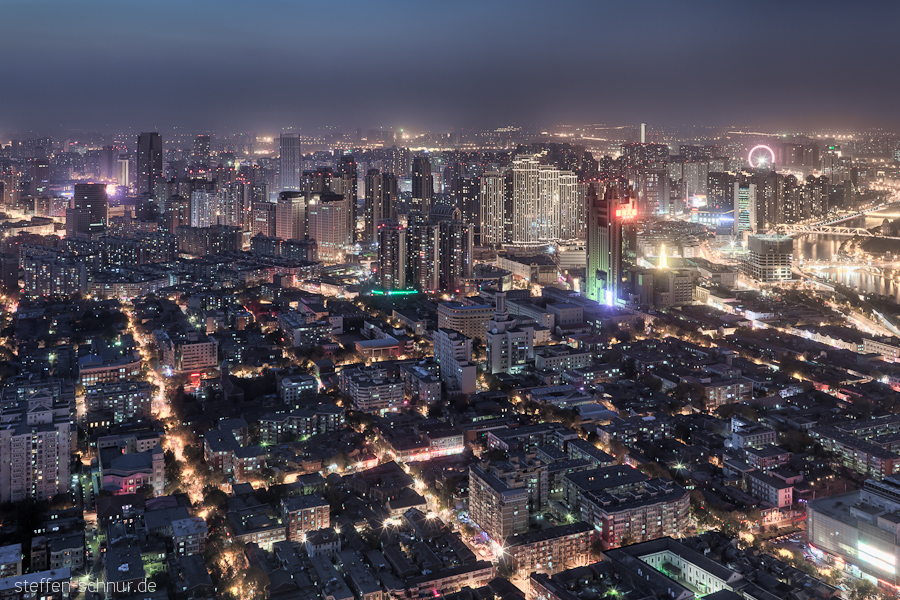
xmin=733 ymin=181 xmax=757 ymax=235
xmin=307 ymin=192 xmax=350 ymax=263
xmin=336 ymin=154 xmax=358 ymax=242
xmin=377 ymin=220 xmax=406 ymax=290
xmin=276 ymin=191 xmax=306 ymax=241
xmin=411 ymin=156 xmax=434 ymax=214
xmin=28 ymin=158 xmax=50 ymax=196
xmin=480 ymin=171 xmax=507 ymax=247
xmin=0 ymin=392 xmax=72 ymax=502
xmin=586 ymin=185 xmax=635 ymax=305
xmin=436 ymin=218 xmax=473 ymax=292
xmin=190 ymin=189 xmax=218 ymax=228
xmin=364 ymin=169 xmax=398 ymax=243
xmin=640 ymin=123 xmax=647 ymax=143
xmin=486 ymin=293 xmax=534 ymax=375
xmin=251 ymin=201 xmax=277 ymax=237
xmin=743 ymin=234 xmax=792 ymax=282
xmin=70 ymin=183 xmax=108 ymax=236
xmin=279 ymin=133 xmax=302 ymax=191
xmin=136 ymin=132 xmax=163 ymax=197
xmin=193 ymin=134 xmax=211 ymax=163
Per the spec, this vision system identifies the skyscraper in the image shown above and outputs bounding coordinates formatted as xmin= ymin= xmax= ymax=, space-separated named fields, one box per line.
xmin=307 ymin=192 xmax=350 ymax=263
xmin=377 ymin=220 xmax=407 ymax=290
xmin=586 ymin=185 xmax=635 ymax=305
xmin=364 ymin=169 xmax=398 ymax=243
xmin=279 ymin=133 xmax=302 ymax=192
xmin=480 ymin=171 xmax=507 ymax=247
xmin=511 ymin=155 xmax=579 ymax=243
xmin=136 ymin=132 xmax=163 ymax=197
xmin=733 ymin=181 xmax=757 ymax=235
xmin=275 ymin=191 xmax=306 ymax=241
xmin=69 ymin=183 xmax=109 ymax=236
xmin=411 ymin=156 xmax=434 ymax=214
xmin=193 ymin=134 xmax=211 ymax=163
xmin=336 ymin=154 xmax=358 ymax=242
xmin=436 ymin=214 xmax=473 ymax=293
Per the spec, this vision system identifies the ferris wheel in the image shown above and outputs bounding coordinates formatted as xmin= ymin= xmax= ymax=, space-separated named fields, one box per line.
xmin=748 ymin=144 xmax=776 ymax=169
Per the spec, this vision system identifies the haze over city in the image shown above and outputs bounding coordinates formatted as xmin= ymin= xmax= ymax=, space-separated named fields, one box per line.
xmin=3 ymin=3 xmax=900 ymax=600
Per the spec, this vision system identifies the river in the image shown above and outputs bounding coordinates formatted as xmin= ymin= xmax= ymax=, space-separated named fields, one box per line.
xmin=795 ymin=208 xmax=900 ymax=301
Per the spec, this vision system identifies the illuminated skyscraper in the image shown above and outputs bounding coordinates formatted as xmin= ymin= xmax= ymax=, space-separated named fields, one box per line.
xmin=733 ymin=182 xmax=757 ymax=235
xmin=336 ymin=154 xmax=359 ymax=242
xmin=69 ymin=183 xmax=109 ymax=237
xmin=279 ymin=133 xmax=302 ymax=191
xmin=480 ymin=171 xmax=507 ymax=246
xmin=377 ymin=220 xmax=407 ymax=290
xmin=512 ymin=155 xmax=579 ymax=243
xmin=364 ymin=169 xmax=398 ymax=243
xmin=411 ymin=156 xmax=434 ymax=214
xmin=308 ymin=192 xmax=350 ymax=263
xmin=586 ymin=185 xmax=635 ymax=304
xmin=275 ymin=191 xmax=306 ymax=241
xmin=193 ymin=134 xmax=211 ymax=163
xmin=136 ymin=132 xmax=163 ymax=197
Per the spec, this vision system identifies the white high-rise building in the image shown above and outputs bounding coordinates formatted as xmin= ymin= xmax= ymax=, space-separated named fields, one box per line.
xmin=190 ymin=190 xmax=218 ymax=228
xmin=308 ymin=193 xmax=350 ymax=263
xmin=512 ymin=156 xmax=579 ymax=244
xmin=279 ymin=134 xmax=302 ymax=192
xmin=480 ymin=171 xmax=507 ymax=246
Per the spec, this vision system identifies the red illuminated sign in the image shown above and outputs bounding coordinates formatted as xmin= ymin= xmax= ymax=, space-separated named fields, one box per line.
xmin=615 ymin=205 xmax=637 ymax=220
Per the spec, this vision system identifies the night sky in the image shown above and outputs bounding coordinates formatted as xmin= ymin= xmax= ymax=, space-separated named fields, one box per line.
xmin=2 ymin=0 xmax=897 ymax=133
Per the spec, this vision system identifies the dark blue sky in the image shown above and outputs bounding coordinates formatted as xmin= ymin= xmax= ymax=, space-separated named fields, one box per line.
xmin=2 ymin=0 xmax=896 ymax=133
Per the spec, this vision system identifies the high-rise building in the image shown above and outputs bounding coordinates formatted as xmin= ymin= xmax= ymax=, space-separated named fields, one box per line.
xmin=433 ymin=328 xmax=476 ymax=394
xmin=406 ymin=211 xmax=436 ymax=292
xmin=190 ymin=190 xmax=218 ymax=229
xmin=70 ymin=183 xmax=108 ymax=236
xmin=251 ymin=201 xmax=277 ymax=237
xmin=635 ymin=165 xmax=670 ymax=217
xmin=0 ymin=169 xmax=20 ymax=207
xmin=450 ymin=174 xmax=480 ymax=225
xmin=377 ymin=220 xmax=406 ymax=290
xmin=364 ymin=169 xmax=398 ymax=243
xmin=411 ymin=156 xmax=434 ymax=214
xmin=275 ymin=191 xmax=306 ymax=241
xmin=733 ymin=181 xmax=757 ymax=235
xmin=336 ymin=155 xmax=359 ymax=243
xmin=436 ymin=217 xmax=473 ymax=293
xmin=480 ymin=171 xmax=507 ymax=247
xmin=512 ymin=156 xmax=579 ymax=243
xmin=485 ymin=293 xmax=534 ymax=375
xmin=469 ymin=465 xmax=529 ymax=543
xmin=28 ymin=158 xmax=50 ymax=197
xmin=162 ymin=195 xmax=190 ymax=234
xmin=586 ymin=186 xmax=635 ymax=305
xmin=193 ymin=134 xmax=211 ymax=163
xmin=279 ymin=133 xmax=302 ymax=192
xmin=308 ymin=192 xmax=350 ymax=263
xmin=743 ymin=234 xmax=792 ymax=282
xmin=0 ymin=390 xmax=72 ymax=502
xmin=136 ymin=132 xmax=163 ymax=197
